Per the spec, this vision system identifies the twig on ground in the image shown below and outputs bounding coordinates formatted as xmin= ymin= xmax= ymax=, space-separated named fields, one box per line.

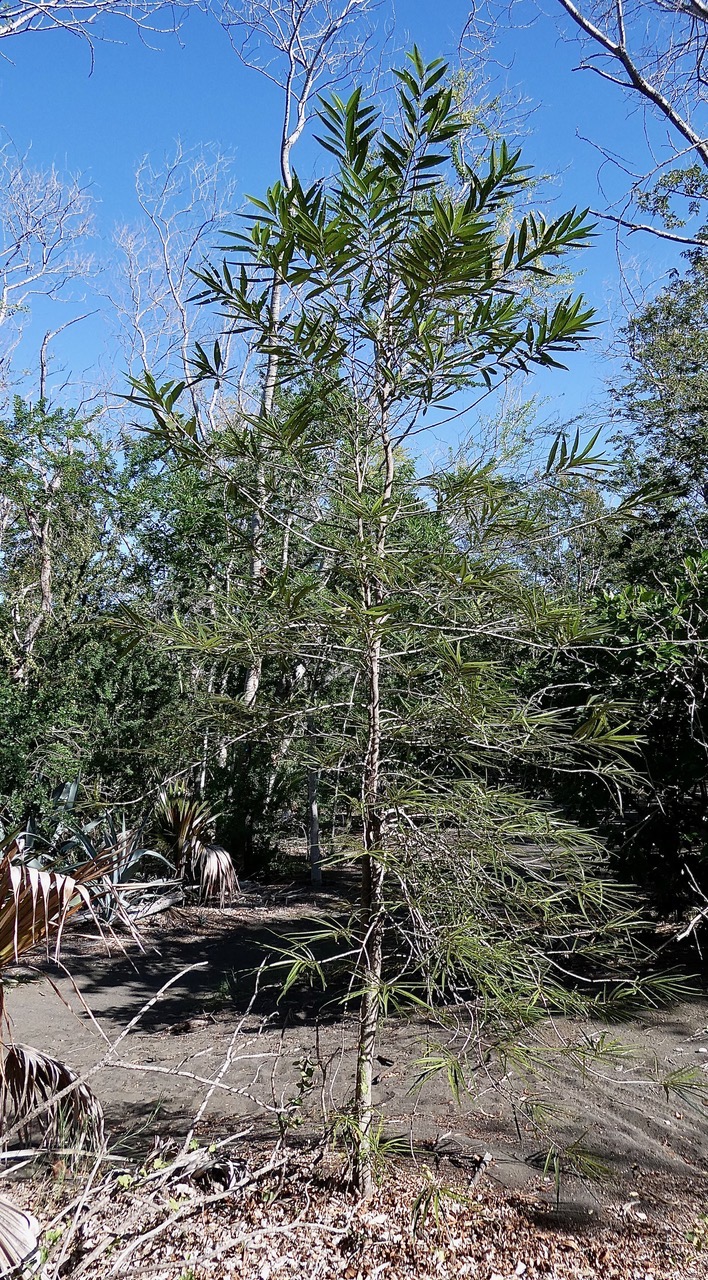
xmin=180 ymin=960 xmax=269 ymax=1154
xmin=100 ymin=1150 xmax=290 ymax=1277
xmin=50 ymin=1150 xmax=110 ymax=1278
xmin=110 ymin=1057 xmax=279 ymax=1108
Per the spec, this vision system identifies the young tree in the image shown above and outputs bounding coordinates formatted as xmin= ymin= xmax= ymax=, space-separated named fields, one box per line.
xmin=220 ymin=0 xmax=374 ymax=711
xmin=119 ymin=0 xmax=377 ymax=864
xmin=131 ymin=49 xmax=671 ymax=1192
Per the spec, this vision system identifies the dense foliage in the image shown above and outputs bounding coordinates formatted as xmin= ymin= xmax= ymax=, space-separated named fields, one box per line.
xmin=2 ymin=218 xmax=708 ymax=922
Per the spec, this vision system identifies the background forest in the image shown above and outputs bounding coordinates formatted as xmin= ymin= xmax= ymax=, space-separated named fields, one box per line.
xmin=2 ymin=2 xmax=707 ymax=915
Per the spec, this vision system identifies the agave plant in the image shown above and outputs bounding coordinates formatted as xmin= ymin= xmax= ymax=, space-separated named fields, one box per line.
xmin=156 ymin=785 xmax=238 ymax=907
xmin=80 ymin=811 xmax=178 ymax=922
xmin=25 ymin=788 xmax=178 ymax=924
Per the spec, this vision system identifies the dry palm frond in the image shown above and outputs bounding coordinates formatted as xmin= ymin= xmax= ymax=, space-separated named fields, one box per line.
xmin=1 ymin=1043 xmax=104 ymax=1149
xmin=0 ymin=1195 xmax=39 ymax=1276
xmin=198 ymin=843 xmax=238 ymax=908
xmin=0 ymin=841 xmax=111 ymax=1265
xmin=0 ymin=837 xmax=108 ymax=968
xmin=156 ymin=786 xmax=237 ymax=905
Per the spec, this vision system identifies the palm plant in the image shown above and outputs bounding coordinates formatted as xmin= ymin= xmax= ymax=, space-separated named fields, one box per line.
xmin=0 ymin=1198 xmax=39 ymax=1278
xmin=156 ymin=783 xmax=238 ymax=906
xmin=0 ymin=830 xmax=108 ymax=977
xmin=0 ymin=831 xmax=109 ymax=1134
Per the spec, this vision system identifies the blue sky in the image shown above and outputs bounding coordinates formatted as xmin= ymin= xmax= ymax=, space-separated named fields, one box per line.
xmin=0 ymin=0 xmax=684 ymax=434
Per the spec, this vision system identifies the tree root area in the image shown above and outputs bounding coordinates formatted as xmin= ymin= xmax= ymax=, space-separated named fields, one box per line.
xmin=16 ymin=1149 xmax=708 ymax=1280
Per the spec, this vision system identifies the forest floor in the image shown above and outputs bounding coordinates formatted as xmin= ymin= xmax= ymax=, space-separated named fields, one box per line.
xmin=6 ymin=879 xmax=708 ymax=1278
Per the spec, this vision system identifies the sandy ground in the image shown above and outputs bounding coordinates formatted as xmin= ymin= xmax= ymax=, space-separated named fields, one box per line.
xmin=7 ymin=884 xmax=708 ymax=1223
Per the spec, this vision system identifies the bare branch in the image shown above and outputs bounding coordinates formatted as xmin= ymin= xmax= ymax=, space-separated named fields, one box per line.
xmin=554 ymin=0 xmax=708 ymax=169
xmin=590 ymin=205 xmax=708 ymax=241
xmin=467 ymin=0 xmax=708 ymax=244
xmin=109 ymin=141 xmax=239 ymax=431
xmin=0 ymin=0 xmax=182 ymax=45
xmin=216 ymin=0 xmax=378 ymax=184
xmin=0 ymin=145 xmax=94 ymax=398
xmin=38 ymin=310 xmax=96 ymax=401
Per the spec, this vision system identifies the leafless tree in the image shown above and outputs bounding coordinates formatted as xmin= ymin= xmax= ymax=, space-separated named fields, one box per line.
xmin=0 ymin=146 xmax=94 ymax=400
xmin=110 ymin=141 xmax=239 ymax=431
xmin=467 ymin=0 xmax=708 ymax=243
xmin=0 ymin=0 xmax=181 ymax=47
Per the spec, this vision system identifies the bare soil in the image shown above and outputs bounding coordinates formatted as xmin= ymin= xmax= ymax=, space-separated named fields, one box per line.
xmin=6 ymin=882 xmax=708 ymax=1277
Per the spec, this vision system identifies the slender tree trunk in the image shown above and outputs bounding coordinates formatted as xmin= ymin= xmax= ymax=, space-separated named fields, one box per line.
xmin=198 ymin=666 xmax=217 ymax=794
xmin=13 ymin=496 xmax=57 ymax=682
xmin=354 ymin=415 xmax=395 ymax=1195
xmin=242 ymin=277 xmax=280 ymax=710
xmin=307 ymin=767 xmax=322 ymax=887
xmin=242 ymin=98 xmax=293 ymax=710
xmin=355 ymin=630 xmax=385 ymax=1195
